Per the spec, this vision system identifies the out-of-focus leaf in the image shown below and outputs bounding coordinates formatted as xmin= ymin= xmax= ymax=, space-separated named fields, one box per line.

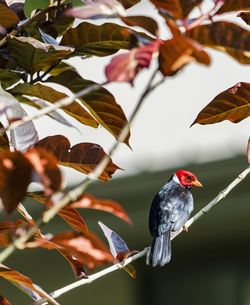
xmin=0 ymin=84 xmax=38 ymax=152
xmin=24 ymin=148 xmax=62 ymax=196
xmin=60 ymin=22 xmax=148 ymax=56
xmin=188 ymin=21 xmax=250 ymax=64
xmin=150 ymin=0 xmax=202 ymax=19
xmin=23 ymin=0 xmax=49 ymax=18
xmin=16 ymin=203 xmax=34 ymax=223
xmin=105 ymin=39 xmax=161 ymax=83
xmin=70 ymin=193 xmax=131 ymax=224
xmin=27 ymin=191 xmax=88 ymax=234
xmin=0 ymin=69 xmax=21 ymax=89
xmin=7 ymin=36 xmax=74 ymax=75
xmin=11 ymin=83 xmax=98 ymax=128
xmin=65 ymin=0 xmax=126 ymax=19
xmin=0 ymin=151 xmax=33 ymax=214
xmin=159 ymin=35 xmax=210 ymax=76
xmin=238 ymin=11 xmax=250 ymax=25
xmin=247 ymin=137 xmax=250 ymax=165
xmin=121 ymin=16 xmax=159 ymax=36
xmin=48 ymin=71 xmax=130 ymax=144
xmin=192 ymin=82 xmax=250 ymax=126
xmin=98 ymin=221 xmax=137 ymax=278
xmin=0 ymin=122 xmax=9 ymax=153
xmin=0 ymin=4 xmax=19 ymax=29
xmin=0 ymin=263 xmax=59 ymax=305
xmin=0 ymin=295 xmax=11 ymax=305
xmin=35 ymin=135 xmax=119 ymax=180
xmin=217 ymin=0 xmax=250 ymax=14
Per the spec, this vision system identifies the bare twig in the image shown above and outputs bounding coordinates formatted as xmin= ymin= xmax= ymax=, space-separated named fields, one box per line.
xmin=34 ymin=165 xmax=250 ymax=305
xmin=0 ymin=68 xmax=162 ymax=263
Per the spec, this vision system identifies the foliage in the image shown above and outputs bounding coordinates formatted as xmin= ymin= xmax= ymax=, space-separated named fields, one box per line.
xmin=0 ymin=0 xmax=249 ymax=303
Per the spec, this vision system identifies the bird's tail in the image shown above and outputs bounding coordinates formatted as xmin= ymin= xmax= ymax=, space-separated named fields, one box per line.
xmin=146 ymin=230 xmax=171 ymax=267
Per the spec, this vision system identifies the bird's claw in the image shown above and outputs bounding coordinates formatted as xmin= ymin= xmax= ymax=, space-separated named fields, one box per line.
xmin=183 ymin=225 xmax=189 ymax=232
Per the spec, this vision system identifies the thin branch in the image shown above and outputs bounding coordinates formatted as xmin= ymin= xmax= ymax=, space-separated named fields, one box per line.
xmin=0 ymin=68 xmax=162 ymax=263
xmin=30 ymin=60 xmax=62 ymax=84
xmin=35 ymin=165 xmax=250 ymax=305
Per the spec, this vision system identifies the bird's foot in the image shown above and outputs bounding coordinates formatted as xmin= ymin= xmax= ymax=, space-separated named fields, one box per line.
xmin=183 ymin=225 xmax=189 ymax=232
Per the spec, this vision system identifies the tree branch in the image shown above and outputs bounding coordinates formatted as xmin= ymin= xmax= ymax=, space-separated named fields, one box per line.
xmin=0 ymin=68 xmax=162 ymax=263
xmin=34 ymin=165 xmax=250 ymax=305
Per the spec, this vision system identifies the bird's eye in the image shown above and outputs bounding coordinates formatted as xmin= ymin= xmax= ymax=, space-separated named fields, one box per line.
xmin=186 ymin=175 xmax=192 ymax=181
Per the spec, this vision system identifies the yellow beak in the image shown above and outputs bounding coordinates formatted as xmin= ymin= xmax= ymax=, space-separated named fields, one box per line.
xmin=192 ymin=179 xmax=203 ymax=187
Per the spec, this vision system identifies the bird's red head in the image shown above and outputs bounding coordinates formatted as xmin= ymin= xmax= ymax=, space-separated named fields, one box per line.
xmin=175 ymin=170 xmax=202 ymax=189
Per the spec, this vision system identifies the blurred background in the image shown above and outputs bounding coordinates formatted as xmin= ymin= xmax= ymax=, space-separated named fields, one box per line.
xmin=1 ymin=0 xmax=250 ymax=304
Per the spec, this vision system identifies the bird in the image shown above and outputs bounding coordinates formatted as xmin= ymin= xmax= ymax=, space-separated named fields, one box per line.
xmin=147 ymin=170 xmax=202 ymax=267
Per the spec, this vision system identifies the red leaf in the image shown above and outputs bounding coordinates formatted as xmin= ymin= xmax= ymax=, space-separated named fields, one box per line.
xmin=25 ymin=148 xmax=62 ymax=196
xmin=105 ymin=39 xmax=162 ymax=84
xmin=27 ymin=192 xmax=88 ymax=234
xmin=35 ymin=135 xmax=119 ymax=180
xmin=0 ymin=295 xmax=11 ymax=305
xmin=0 ymin=151 xmax=33 ymax=213
xmin=70 ymin=193 xmax=131 ymax=224
xmin=247 ymin=137 xmax=250 ymax=165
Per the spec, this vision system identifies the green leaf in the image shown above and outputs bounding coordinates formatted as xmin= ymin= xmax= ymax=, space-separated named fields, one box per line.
xmin=10 ymin=83 xmax=98 ymax=128
xmin=0 ymin=4 xmax=19 ymax=29
xmin=192 ymin=82 xmax=250 ymax=126
xmin=150 ymin=0 xmax=202 ymax=19
xmin=217 ymin=0 xmax=250 ymax=14
xmin=188 ymin=21 xmax=250 ymax=64
xmin=48 ymin=71 xmax=130 ymax=144
xmin=0 ymin=69 xmax=21 ymax=89
xmin=7 ymin=36 xmax=74 ymax=75
xmin=24 ymin=0 xmax=50 ymax=18
xmin=60 ymin=22 xmax=147 ymax=57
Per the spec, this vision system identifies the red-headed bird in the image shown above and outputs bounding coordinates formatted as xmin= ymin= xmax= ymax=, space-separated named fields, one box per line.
xmin=147 ymin=170 xmax=202 ymax=267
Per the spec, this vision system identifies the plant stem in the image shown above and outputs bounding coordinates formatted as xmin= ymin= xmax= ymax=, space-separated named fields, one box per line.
xmin=35 ymin=165 xmax=250 ymax=305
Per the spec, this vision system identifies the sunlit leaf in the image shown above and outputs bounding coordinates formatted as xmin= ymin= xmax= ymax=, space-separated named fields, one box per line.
xmin=35 ymin=135 xmax=119 ymax=180
xmin=0 ymin=84 xmax=38 ymax=152
xmin=121 ymin=15 xmax=159 ymax=36
xmin=192 ymin=82 xmax=250 ymax=126
xmin=98 ymin=221 xmax=137 ymax=278
xmin=150 ymin=0 xmax=202 ymax=19
xmin=24 ymin=148 xmax=62 ymax=196
xmin=70 ymin=193 xmax=131 ymax=224
xmin=0 ymin=4 xmax=19 ymax=29
xmin=238 ymin=11 xmax=250 ymax=25
xmin=23 ymin=0 xmax=50 ymax=18
xmin=159 ymin=35 xmax=210 ymax=76
xmin=0 ymin=295 xmax=11 ymax=305
xmin=48 ymin=71 xmax=130 ymax=144
xmin=188 ymin=21 xmax=250 ymax=64
xmin=11 ymin=83 xmax=98 ymax=128
xmin=7 ymin=36 xmax=74 ymax=75
xmin=27 ymin=192 xmax=88 ymax=234
xmin=0 ymin=151 xmax=33 ymax=213
xmin=60 ymin=22 xmax=148 ymax=57
xmin=217 ymin=0 xmax=250 ymax=14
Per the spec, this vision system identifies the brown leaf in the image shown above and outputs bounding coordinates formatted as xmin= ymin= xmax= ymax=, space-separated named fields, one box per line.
xmin=0 ymin=4 xmax=19 ymax=29
xmin=11 ymin=83 xmax=98 ymax=128
xmin=121 ymin=16 xmax=159 ymax=36
xmin=192 ymin=82 xmax=250 ymax=126
xmin=238 ymin=11 xmax=250 ymax=25
xmin=0 ymin=151 xmax=33 ymax=213
xmin=187 ymin=21 xmax=250 ymax=64
xmin=48 ymin=71 xmax=130 ymax=145
xmin=25 ymin=148 xmax=62 ymax=196
xmin=217 ymin=0 xmax=250 ymax=14
xmin=35 ymin=135 xmax=120 ymax=180
xmin=0 ymin=295 xmax=11 ymax=305
xmin=0 ymin=122 xmax=9 ymax=153
xmin=150 ymin=0 xmax=202 ymax=19
xmin=159 ymin=35 xmax=210 ymax=76
xmin=247 ymin=137 xmax=250 ymax=165
xmin=70 ymin=193 xmax=131 ymax=224
xmin=27 ymin=192 xmax=88 ymax=234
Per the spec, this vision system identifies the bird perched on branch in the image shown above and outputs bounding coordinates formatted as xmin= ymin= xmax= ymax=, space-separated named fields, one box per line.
xmin=147 ymin=170 xmax=202 ymax=267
